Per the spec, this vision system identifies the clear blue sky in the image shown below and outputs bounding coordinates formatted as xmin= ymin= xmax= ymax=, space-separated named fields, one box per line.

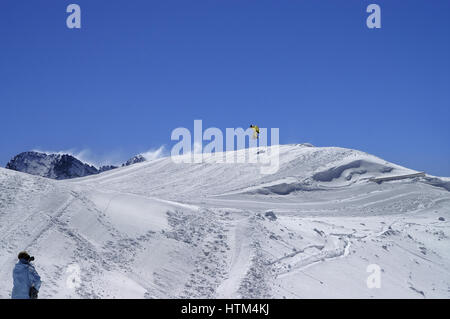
xmin=1 ymin=1 xmax=449 ymax=175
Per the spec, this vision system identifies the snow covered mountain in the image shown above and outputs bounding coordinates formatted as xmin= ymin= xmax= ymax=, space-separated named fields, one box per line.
xmin=5 ymin=151 xmax=132 ymax=180
xmin=5 ymin=151 xmax=100 ymax=180
xmin=122 ymin=154 xmax=147 ymax=166
xmin=98 ymin=165 xmax=119 ymax=173
xmin=0 ymin=144 xmax=449 ymax=298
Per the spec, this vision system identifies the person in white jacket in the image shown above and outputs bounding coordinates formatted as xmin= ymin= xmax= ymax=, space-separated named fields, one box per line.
xmin=11 ymin=251 xmax=41 ymax=299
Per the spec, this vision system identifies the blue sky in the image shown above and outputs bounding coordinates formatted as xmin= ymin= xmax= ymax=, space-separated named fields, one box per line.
xmin=0 ymin=1 xmax=449 ymax=175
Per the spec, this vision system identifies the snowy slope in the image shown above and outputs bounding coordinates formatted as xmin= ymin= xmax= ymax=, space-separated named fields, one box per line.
xmin=1 ymin=144 xmax=449 ymax=298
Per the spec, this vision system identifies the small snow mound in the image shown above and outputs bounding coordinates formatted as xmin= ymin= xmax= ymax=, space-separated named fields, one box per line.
xmin=381 ymin=227 xmax=400 ymax=237
xmin=264 ymin=211 xmax=277 ymax=221
xmin=312 ymin=160 xmax=393 ymax=183
xmin=240 ymin=178 xmax=320 ymax=196
xmin=296 ymin=143 xmax=314 ymax=147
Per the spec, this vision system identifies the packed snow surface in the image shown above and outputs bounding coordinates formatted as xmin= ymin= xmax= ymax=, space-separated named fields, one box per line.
xmin=1 ymin=144 xmax=449 ymax=298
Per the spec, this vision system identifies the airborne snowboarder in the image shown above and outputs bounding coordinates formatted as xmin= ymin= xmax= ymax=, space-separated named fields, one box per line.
xmin=11 ymin=251 xmax=41 ymax=299
xmin=250 ymin=124 xmax=260 ymax=139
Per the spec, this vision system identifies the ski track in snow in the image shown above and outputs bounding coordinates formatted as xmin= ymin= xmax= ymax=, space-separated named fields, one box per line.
xmin=1 ymin=144 xmax=450 ymax=298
